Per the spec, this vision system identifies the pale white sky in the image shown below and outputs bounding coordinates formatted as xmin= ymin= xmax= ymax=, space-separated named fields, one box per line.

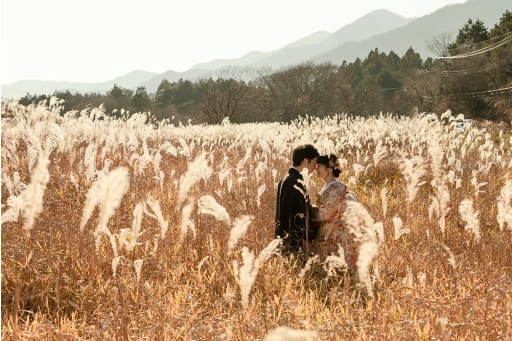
xmin=1 ymin=0 xmax=466 ymax=84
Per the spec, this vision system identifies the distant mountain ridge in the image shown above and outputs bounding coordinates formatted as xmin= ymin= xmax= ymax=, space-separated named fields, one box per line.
xmin=311 ymin=0 xmax=511 ymax=65
xmin=248 ymin=9 xmax=415 ymax=70
xmin=1 ymin=9 xmax=415 ymax=98
xmin=2 ymin=0 xmax=509 ymax=98
xmin=2 ymin=70 xmax=158 ymax=98
xmin=192 ymin=9 xmax=414 ymax=71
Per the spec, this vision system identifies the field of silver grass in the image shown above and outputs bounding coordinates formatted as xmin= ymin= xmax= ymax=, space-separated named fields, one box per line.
xmin=2 ymin=99 xmax=512 ymax=340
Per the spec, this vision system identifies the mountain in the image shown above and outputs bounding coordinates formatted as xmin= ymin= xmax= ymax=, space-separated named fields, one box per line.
xmin=282 ymin=31 xmax=331 ymax=49
xmin=192 ymin=9 xmax=414 ymax=71
xmin=190 ymin=50 xmax=275 ymax=70
xmin=2 ymin=0 xmax=509 ymax=98
xmin=2 ymin=70 xmax=158 ymax=98
xmin=2 ymin=9 xmax=411 ymax=98
xmin=248 ymin=9 xmax=414 ymax=69
xmin=108 ymin=70 xmax=158 ymax=89
xmin=328 ymin=9 xmax=415 ymax=44
xmin=141 ymin=68 xmax=212 ymax=93
xmin=311 ymin=0 xmax=511 ymax=64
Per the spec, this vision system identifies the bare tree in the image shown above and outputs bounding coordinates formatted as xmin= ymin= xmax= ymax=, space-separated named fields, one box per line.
xmin=261 ymin=62 xmax=339 ymax=121
xmin=197 ymin=74 xmax=250 ymax=123
xmin=426 ymin=33 xmax=453 ymax=57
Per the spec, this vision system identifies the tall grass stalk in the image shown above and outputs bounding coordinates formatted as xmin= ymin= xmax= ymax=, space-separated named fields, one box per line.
xmin=264 ymin=326 xmax=319 ymax=341
xmin=459 ymin=199 xmax=481 ymax=242
xmin=233 ymin=239 xmax=281 ymax=310
xmin=197 ymin=195 xmax=230 ymax=225
xmin=80 ymin=167 xmax=130 ymax=233
xmin=180 ymin=199 xmax=196 ymax=241
xmin=144 ymin=196 xmax=169 ymax=238
xmin=393 ymin=216 xmax=410 ymax=240
xmin=176 ymin=152 xmax=213 ymax=212
xmin=373 ymin=140 xmax=388 ymax=168
xmin=3 ymin=101 xmax=512 ymax=339
xmin=380 ymin=187 xmax=388 ymax=217
xmin=342 ymin=201 xmax=380 ymax=293
xmin=497 ymin=180 xmax=512 ymax=231
xmin=399 ymin=155 xmax=427 ymax=205
xmin=19 ymin=152 xmax=50 ymax=236
xmin=323 ymin=245 xmax=347 ymax=277
xmin=118 ymin=203 xmax=144 ymax=252
xmin=134 ymin=259 xmax=144 ymax=283
xmin=227 ymin=215 xmax=254 ymax=256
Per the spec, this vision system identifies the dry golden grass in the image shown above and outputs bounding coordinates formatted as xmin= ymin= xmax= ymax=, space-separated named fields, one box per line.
xmin=2 ymin=104 xmax=512 ymax=340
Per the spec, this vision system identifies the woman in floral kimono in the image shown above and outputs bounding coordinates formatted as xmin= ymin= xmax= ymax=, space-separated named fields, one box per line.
xmin=313 ymin=154 xmax=358 ymax=271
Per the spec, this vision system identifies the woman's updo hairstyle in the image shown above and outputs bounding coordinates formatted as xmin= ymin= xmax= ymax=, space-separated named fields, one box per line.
xmin=317 ymin=154 xmax=342 ymax=178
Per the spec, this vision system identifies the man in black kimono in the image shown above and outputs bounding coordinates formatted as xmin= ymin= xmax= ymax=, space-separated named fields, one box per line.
xmin=275 ymin=144 xmax=319 ymax=255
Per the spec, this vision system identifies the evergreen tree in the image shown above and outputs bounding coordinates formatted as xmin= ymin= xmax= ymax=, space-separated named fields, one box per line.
xmin=490 ymin=10 xmax=512 ymax=37
xmin=108 ymin=84 xmax=133 ymax=110
xmin=155 ymin=80 xmax=174 ymax=107
xmin=131 ymin=86 xmax=151 ymax=113
xmin=401 ymin=47 xmax=423 ymax=72
xmin=452 ymin=18 xmax=489 ymax=46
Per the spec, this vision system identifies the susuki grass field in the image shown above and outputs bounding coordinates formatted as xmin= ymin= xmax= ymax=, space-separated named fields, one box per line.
xmin=2 ymin=99 xmax=512 ymax=340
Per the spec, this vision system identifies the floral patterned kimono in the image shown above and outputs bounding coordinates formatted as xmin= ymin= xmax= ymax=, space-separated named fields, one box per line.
xmin=314 ymin=180 xmax=358 ymax=271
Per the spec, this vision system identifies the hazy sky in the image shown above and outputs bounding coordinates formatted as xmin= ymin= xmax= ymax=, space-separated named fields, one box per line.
xmin=2 ymin=0 xmax=467 ymax=84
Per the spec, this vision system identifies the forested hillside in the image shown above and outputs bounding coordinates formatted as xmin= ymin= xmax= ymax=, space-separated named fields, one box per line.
xmin=12 ymin=11 xmax=512 ymax=123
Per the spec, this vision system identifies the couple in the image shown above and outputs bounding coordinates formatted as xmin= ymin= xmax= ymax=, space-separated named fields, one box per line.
xmin=275 ymin=144 xmax=357 ymax=270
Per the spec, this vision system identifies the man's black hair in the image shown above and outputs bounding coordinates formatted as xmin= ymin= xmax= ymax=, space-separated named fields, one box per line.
xmin=292 ymin=144 xmax=319 ymax=166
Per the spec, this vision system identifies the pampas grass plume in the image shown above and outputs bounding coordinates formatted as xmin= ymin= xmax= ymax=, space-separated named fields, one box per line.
xmin=323 ymin=245 xmax=347 ymax=277
xmin=134 ymin=259 xmax=143 ymax=283
xmin=393 ymin=216 xmax=410 ymax=240
xmin=431 ymin=181 xmax=451 ymax=234
xmin=380 ymin=187 xmax=388 ymax=217
xmin=497 ymin=180 xmax=512 ymax=231
xmin=144 ymin=196 xmax=169 ymax=238
xmin=357 ymin=241 xmax=379 ymax=296
xmin=441 ymin=243 xmax=457 ymax=270
xmin=459 ymin=199 xmax=481 ymax=242
xmin=256 ymin=184 xmax=266 ymax=208
xmin=428 ymin=139 xmax=444 ymax=184
xmin=264 ymin=326 xmax=319 ymax=341
xmin=400 ymin=155 xmax=427 ymax=204
xmin=177 ymin=152 xmax=213 ymax=211
xmin=236 ymin=247 xmax=256 ymax=309
xmin=94 ymin=225 xmax=118 ymax=257
xmin=342 ymin=201 xmax=379 ymax=294
xmin=373 ymin=140 xmax=388 ymax=167
xmin=84 ymin=143 xmax=97 ymax=181
xmin=2 ymin=195 xmax=24 ymax=225
xmin=112 ymin=256 xmax=122 ymax=277
xmin=299 ymin=255 xmax=320 ymax=278
xmin=124 ymin=202 xmax=144 ymax=251
xmin=80 ymin=167 xmax=130 ymax=232
xmin=227 ymin=215 xmax=254 ymax=255
xmin=198 ymin=195 xmax=230 ymax=225
xmin=429 ymin=196 xmax=439 ymax=222
xmin=21 ymin=152 xmax=50 ymax=235
xmin=180 ymin=199 xmax=196 ymax=241
xmin=234 ymin=239 xmax=281 ymax=309
xmin=256 ymin=238 xmax=281 ymax=264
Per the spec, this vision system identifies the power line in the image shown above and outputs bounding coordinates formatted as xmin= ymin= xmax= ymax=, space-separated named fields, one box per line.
xmin=441 ymin=58 xmax=510 ymax=76
xmin=374 ymin=87 xmax=403 ymax=92
xmin=449 ymin=86 xmax=512 ymax=98
xmin=422 ymin=28 xmax=512 ymax=103
xmin=436 ymin=33 xmax=512 ymax=59
xmin=422 ymin=86 xmax=512 ymax=100
xmin=447 ymin=31 xmax=512 ymax=53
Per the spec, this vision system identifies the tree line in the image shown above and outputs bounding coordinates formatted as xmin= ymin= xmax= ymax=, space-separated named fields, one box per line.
xmin=17 ymin=11 xmax=512 ymax=123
